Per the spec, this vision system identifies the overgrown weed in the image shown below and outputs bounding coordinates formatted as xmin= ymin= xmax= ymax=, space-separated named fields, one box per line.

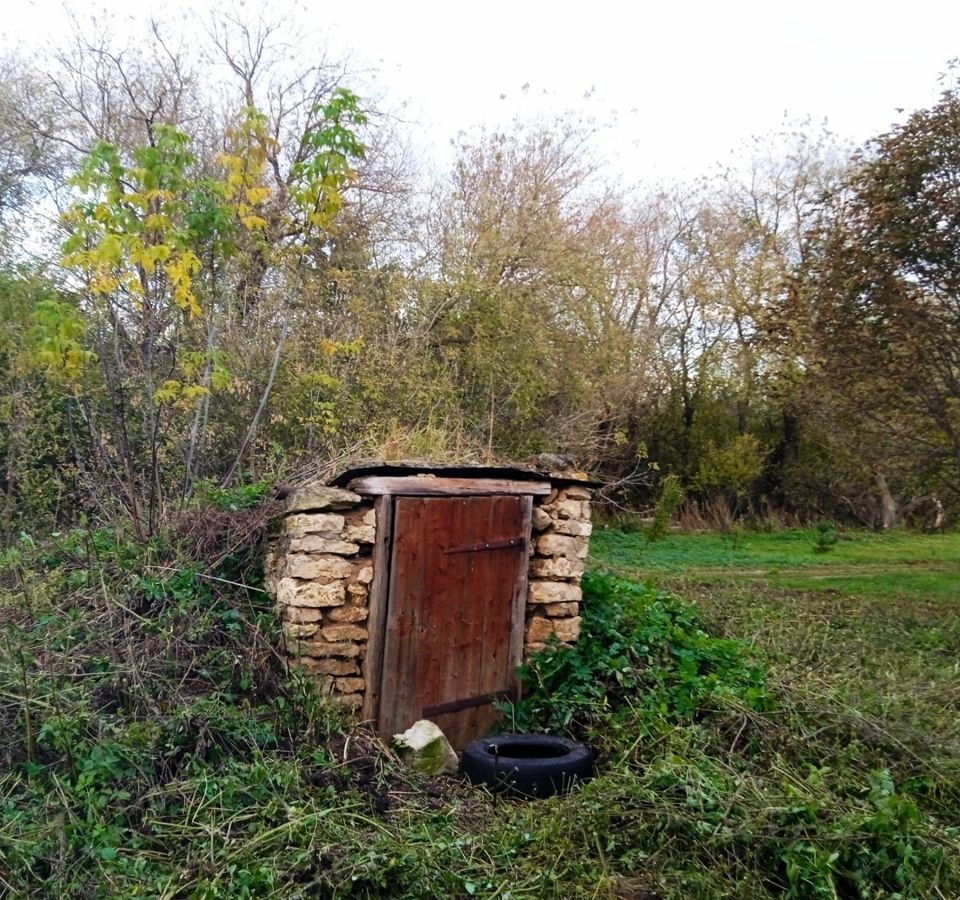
xmin=504 ymin=572 xmax=960 ymax=898
xmin=1 ymin=527 xmax=958 ymax=897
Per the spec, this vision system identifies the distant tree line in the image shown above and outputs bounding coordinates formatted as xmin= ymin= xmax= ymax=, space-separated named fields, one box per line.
xmin=0 ymin=18 xmax=957 ymax=541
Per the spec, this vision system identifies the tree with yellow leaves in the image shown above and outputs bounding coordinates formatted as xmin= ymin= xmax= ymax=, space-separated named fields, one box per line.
xmin=59 ymin=89 xmax=365 ymax=537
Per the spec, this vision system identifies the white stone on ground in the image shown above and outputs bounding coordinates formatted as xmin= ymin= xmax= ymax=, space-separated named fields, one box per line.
xmin=392 ymin=720 xmax=459 ymax=775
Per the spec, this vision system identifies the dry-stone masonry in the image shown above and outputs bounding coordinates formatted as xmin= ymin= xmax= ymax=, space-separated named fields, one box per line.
xmin=524 ymin=483 xmax=591 ymax=654
xmin=265 ymin=486 xmax=377 ymax=709
xmin=266 ymin=476 xmax=592 ymax=711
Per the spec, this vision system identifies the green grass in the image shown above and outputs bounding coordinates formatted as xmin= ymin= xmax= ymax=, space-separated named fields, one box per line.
xmin=589 ymin=528 xmax=960 ymax=724
xmin=1 ymin=523 xmax=958 ymax=898
xmin=591 ymin=527 xmax=960 ymax=863
xmin=591 ymin=527 xmax=960 ymax=601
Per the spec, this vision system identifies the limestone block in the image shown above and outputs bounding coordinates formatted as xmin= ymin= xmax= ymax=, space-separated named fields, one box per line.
xmin=526 ymin=616 xmax=555 ymax=643
xmin=529 ymin=556 xmax=584 ymax=579
xmin=286 ymin=513 xmax=345 ymax=534
xmin=554 ymin=499 xmax=583 ymax=520
xmin=346 ymin=582 xmax=368 ymax=601
xmin=297 ymin=657 xmax=360 ymax=676
xmin=543 ymin=601 xmax=579 ymax=617
xmin=356 ymin=565 xmax=374 ymax=585
xmin=283 ymin=606 xmax=323 ymax=624
xmin=535 ymin=533 xmax=582 ymax=559
xmin=264 ymin=573 xmax=278 ymax=598
xmin=553 ymin=616 xmax=582 ymax=642
xmin=286 ymin=554 xmax=354 ymax=580
xmin=321 ymin=623 xmax=368 ymax=642
xmin=277 ymin=578 xmax=346 ymax=608
xmin=331 ymin=693 xmax=363 ymax=709
xmin=563 ymin=485 xmax=592 ymax=500
xmin=531 ymin=507 xmax=552 ymax=531
xmin=264 ymin=552 xmax=280 ymax=593
xmin=295 ymin=640 xmax=363 ymax=658
xmin=344 ymin=505 xmax=375 ymax=524
xmin=288 ymin=535 xmax=360 ymax=555
xmin=343 ymin=524 xmax=375 ymax=544
xmin=286 ymin=484 xmax=361 ymax=514
xmin=553 ymin=519 xmax=593 ymax=537
xmin=282 ymin=622 xmax=319 ymax=639
xmin=525 ymin=642 xmax=547 ymax=655
xmin=528 ymin=581 xmax=582 ymax=605
xmin=333 ymin=677 xmax=365 ymax=694
xmin=392 ymin=720 xmax=459 ymax=775
xmin=326 ymin=604 xmax=368 ymax=623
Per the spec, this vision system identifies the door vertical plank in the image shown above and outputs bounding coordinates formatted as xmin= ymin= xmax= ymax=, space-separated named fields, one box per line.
xmin=377 ymin=500 xmax=405 ymax=736
xmin=467 ymin=496 xmax=499 ymax=742
xmin=421 ymin=496 xmax=458 ymax=716
xmin=456 ymin=498 xmax=488 ymax=746
xmin=430 ymin=498 xmax=458 ymax=746
xmin=508 ymin=495 xmax=534 ymax=687
xmin=473 ymin=495 xmax=523 ymax=738
xmin=379 ymin=498 xmax=426 ymax=736
xmin=403 ymin=499 xmax=429 ymax=734
xmin=438 ymin=497 xmax=471 ymax=745
xmin=362 ymin=494 xmax=393 ymax=724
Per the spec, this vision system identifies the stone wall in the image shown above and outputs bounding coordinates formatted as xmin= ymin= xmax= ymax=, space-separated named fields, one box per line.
xmin=266 ymin=478 xmax=593 ymax=712
xmin=524 ymin=483 xmax=591 ymax=654
xmin=264 ymin=486 xmax=376 ymax=708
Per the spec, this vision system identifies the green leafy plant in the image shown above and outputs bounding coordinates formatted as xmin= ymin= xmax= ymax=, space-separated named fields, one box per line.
xmin=194 ymin=477 xmax=273 ymax=511
xmin=644 ymin=473 xmax=685 ymax=543
xmin=2 ymin=524 xmax=959 ymax=898
xmin=812 ymin=520 xmax=839 ymax=553
xmin=503 ymin=571 xmax=772 ymax=744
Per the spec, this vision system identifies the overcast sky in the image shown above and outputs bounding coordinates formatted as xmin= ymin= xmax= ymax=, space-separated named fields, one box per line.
xmin=3 ymin=0 xmax=958 ymax=181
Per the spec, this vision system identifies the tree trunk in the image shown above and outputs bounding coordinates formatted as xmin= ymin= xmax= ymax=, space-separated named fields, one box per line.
xmin=221 ymin=310 xmax=291 ymax=488
xmin=875 ymin=467 xmax=897 ymax=530
xmin=182 ymin=299 xmax=221 ymax=503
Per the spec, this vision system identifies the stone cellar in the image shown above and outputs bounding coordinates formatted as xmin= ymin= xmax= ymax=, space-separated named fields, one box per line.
xmin=265 ymin=461 xmax=595 ymax=747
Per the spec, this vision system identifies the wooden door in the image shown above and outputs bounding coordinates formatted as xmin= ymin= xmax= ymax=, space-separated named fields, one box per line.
xmin=378 ymin=494 xmax=530 ymax=748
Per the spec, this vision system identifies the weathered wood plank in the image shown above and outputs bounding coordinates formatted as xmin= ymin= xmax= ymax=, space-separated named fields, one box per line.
xmin=378 ymin=497 xmax=426 ymax=736
xmin=508 ymin=495 xmax=533 ymax=689
xmin=477 ymin=496 xmax=524 ymax=737
xmin=361 ymin=496 xmax=393 ymax=724
xmin=348 ymin=476 xmax=551 ymax=497
xmin=421 ymin=497 xmax=459 ymax=731
xmin=376 ymin=494 xmax=528 ymax=747
xmin=455 ymin=498 xmax=489 ymax=745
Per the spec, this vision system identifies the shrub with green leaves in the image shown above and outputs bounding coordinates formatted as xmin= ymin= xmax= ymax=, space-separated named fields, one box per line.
xmin=644 ymin=474 xmax=685 ymax=543
xmin=0 ymin=516 xmax=360 ymax=896
xmin=812 ymin=519 xmax=839 ymax=553
xmin=503 ymin=572 xmax=772 ymax=745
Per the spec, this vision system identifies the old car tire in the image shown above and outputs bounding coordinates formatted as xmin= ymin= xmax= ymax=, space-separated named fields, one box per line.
xmin=460 ymin=733 xmax=593 ymax=797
